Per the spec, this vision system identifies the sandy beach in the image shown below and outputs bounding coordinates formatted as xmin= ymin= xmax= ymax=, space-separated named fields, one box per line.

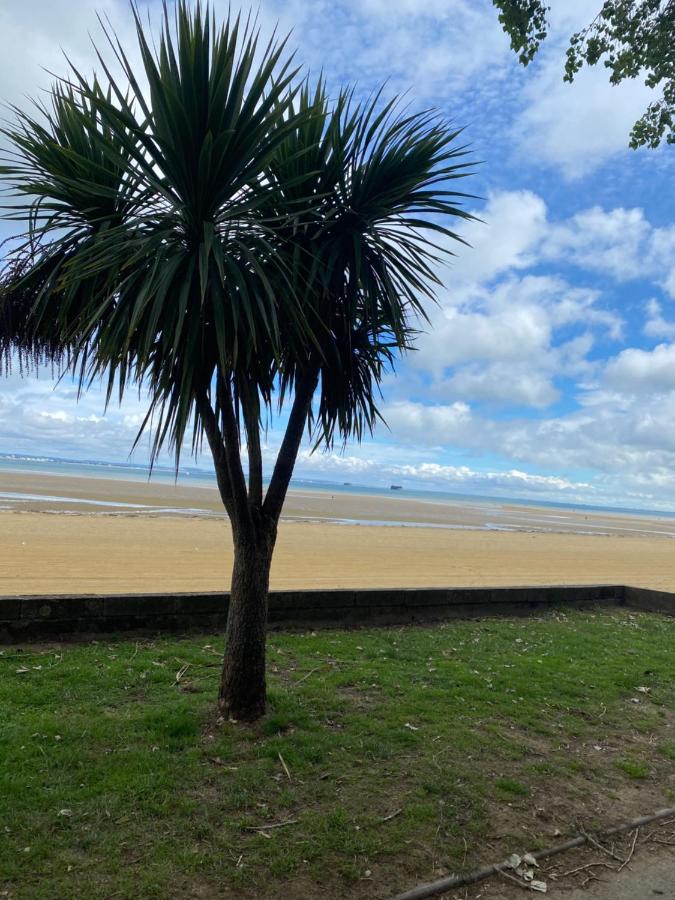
xmin=2 ymin=468 xmax=675 ymax=596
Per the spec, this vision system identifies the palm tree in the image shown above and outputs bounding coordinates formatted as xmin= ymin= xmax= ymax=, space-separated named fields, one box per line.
xmin=0 ymin=2 xmax=474 ymax=721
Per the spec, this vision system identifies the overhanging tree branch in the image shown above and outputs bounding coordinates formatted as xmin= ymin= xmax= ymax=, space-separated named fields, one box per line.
xmin=492 ymin=0 xmax=675 ymax=148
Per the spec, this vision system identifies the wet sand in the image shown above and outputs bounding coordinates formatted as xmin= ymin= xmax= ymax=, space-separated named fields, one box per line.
xmin=3 ymin=469 xmax=675 ymax=536
xmin=2 ymin=469 xmax=675 ymax=595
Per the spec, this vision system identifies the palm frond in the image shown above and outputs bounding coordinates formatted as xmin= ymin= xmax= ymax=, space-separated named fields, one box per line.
xmin=1 ymin=1 xmax=303 ymax=466
xmin=262 ymin=84 xmax=477 ymax=448
xmin=1 ymin=2 xmax=476 ymax=472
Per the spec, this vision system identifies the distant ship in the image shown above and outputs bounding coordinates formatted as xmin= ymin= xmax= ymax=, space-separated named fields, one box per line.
xmin=390 ymin=484 xmax=403 ymax=490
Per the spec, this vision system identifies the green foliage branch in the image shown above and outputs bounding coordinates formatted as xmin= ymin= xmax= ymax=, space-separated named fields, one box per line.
xmin=493 ymin=0 xmax=675 ymax=147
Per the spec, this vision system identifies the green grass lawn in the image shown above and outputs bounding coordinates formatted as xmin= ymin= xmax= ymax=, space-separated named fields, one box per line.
xmin=1 ymin=609 xmax=673 ymax=899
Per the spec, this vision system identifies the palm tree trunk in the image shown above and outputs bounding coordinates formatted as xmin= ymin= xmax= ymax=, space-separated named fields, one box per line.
xmin=219 ymin=523 xmax=276 ymax=721
xmin=198 ymin=371 xmax=317 ymax=722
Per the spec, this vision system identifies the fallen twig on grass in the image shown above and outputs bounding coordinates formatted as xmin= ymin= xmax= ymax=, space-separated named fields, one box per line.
xmin=0 ymin=650 xmax=60 ymax=660
xmin=294 ymin=666 xmax=321 ymax=686
xmin=641 ymin=819 xmax=675 ymax=842
xmin=278 ymin=752 xmax=291 ymax=781
xmin=207 ymin=756 xmax=238 ymax=770
xmin=244 ymin=819 xmax=298 ymax=832
xmin=382 ymin=808 xmax=403 ymax=823
xmin=558 ymin=861 xmax=616 ymax=878
xmin=173 ymin=663 xmax=190 ymax=684
xmin=617 ymin=828 xmax=639 ymax=872
xmin=578 ymin=825 xmax=625 ymax=863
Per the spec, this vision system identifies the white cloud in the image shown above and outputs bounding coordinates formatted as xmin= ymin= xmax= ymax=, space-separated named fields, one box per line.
xmin=545 ymin=0 xmax=606 ymax=35
xmin=450 ymin=190 xmax=548 ymax=283
xmin=411 ymin=272 xmax=619 ymax=408
xmin=644 ymin=299 xmax=675 ymax=340
xmin=604 ymin=343 xmax=675 ymax=393
xmin=384 ymin=401 xmax=473 ymax=446
xmin=294 ymin=450 xmax=377 ymax=475
xmin=254 ymin=0 xmax=511 ymax=103
xmin=0 ymin=1 xmax=137 ymax=107
xmin=291 ymin=443 xmax=591 ymax=499
xmin=0 ymin=367 xmax=153 ymax=462
xmin=546 ymin=207 xmax=651 ymax=280
xmin=664 ymin=270 xmax=675 ymax=300
xmin=515 ymin=51 xmax=655 ymax=179
xmin=375 ymin=389 xmax=675 ymax=509
xmin=445 ymin=364 xmax=560 ymax=408
xmin=419 ymin=193 xmax=673 ymax=413
xmin=544 ymin=207 xmax=675 ymax=292
xmin=420 ymin=289 xmax=553 ymax=370
xmin=390 ymin=462 xmax=589 ymax=493
xmin=375 ymin=330 xmax=675 ymax=508
xmin=455 ymin=192 xmax=675 ymax=297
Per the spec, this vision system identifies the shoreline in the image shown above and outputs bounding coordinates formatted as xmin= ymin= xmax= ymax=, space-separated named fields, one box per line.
xmin=3 ymin=510 xmax=675 ymax=596
xmin=0 ymin=468 xmax=675 ymax=596
xmin=2 ymin=468 xmax=675 ymax=538
xmin=4 ymin=457 xmax=675 ymax=522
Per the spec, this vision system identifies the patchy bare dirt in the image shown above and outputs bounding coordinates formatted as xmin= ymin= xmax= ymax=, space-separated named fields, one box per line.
xmin=438 ymin=828 xmax=675 ymax=900
xmin=171 ymin=827 xmax=675 ymax=900
xmin=184 ymin=666 xmax=675 ymax=900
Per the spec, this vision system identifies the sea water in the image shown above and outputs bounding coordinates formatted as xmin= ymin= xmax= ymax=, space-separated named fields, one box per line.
xmin=2 ymin=452 xmax=675 ymax=523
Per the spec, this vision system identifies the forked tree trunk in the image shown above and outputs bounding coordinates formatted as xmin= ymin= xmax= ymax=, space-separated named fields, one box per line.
xmin=219 ymin=524 xmax=276 ymax=721
xmin=198 ymin=371 xmax=318 ymax=722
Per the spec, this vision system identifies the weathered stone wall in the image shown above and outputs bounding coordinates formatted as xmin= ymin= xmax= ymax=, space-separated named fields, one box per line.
xmin=623 ymin=586 xmax=675 ymax=616
xmin=0 ymin=583 xmax=638 ymax=643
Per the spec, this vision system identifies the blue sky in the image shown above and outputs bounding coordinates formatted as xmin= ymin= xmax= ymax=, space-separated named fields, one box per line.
xmin=1 ymin=0 xmax=675 ymax=509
